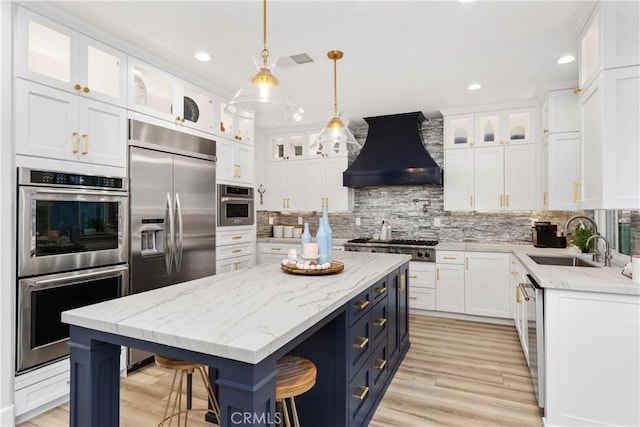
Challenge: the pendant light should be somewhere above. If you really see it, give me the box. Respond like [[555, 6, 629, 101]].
[[224, 0, 303, 126], [310, 50, 361, 156]]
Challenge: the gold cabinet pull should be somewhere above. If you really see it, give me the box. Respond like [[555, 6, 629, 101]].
[[72, 132, 79, 153], [375, 286, 387, 295], [271, 247, 281, 251], [409, 274, 417, 279], [237, 164, 242, 178], [543, 192, 548, 206], [81, 134, 89, 155], [505, 194, 510, 208], [543, 128, 549, 134], [409, 296, 418, 300], [353, 386, 369, 401], [353, 300, 370, 310], [466, 257, 469, 270], [283, 198, 287, 209], [398, 272, 406, 291], [232, 236, 242, 240], [82, 87, 90, 93], [500, 194, 504, 207], [469, 195, 473, 207], [353, 337, 369, 349], [573, 182, 579, 203], [573, 87, 582, 94], [374, 359, 387, 371], [231, 248, 242, 253], [436, 268, 440, 281], [443, 256, 457, 260], [516, 286, 522, 304], [374, 317, 387, 327]]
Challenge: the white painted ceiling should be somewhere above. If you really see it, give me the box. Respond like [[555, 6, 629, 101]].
[[51, 0, 584, 127]]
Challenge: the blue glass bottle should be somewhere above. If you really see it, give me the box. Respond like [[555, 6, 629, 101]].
[[322, 207, 332, 263], [316, 216, 329, 264], [301, 222, 312, 255]]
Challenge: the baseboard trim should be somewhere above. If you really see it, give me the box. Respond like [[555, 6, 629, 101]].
[[410, 309, 515, 326], [0, 403, 15, 427]]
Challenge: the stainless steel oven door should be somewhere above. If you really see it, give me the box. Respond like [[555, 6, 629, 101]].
[[18, 186, 128, 277], [16, 264, 128, 373], [218, 197, 254, 226]]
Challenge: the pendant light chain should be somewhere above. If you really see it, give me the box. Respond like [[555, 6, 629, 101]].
[[333, 55, 339, 118], [261, 0, 269, 67]]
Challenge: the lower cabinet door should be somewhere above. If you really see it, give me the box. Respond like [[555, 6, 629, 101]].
[[348, 314, 372, 380], [348, 363, 372, 427], [371, 298, 388, 347], [409, 287, 435, 310], [371, 341, 389, 394]]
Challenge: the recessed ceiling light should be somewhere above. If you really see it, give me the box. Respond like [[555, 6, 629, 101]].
[[557, 55, 576, 64], [468, 83, 482, 91], [194, 51, 212, 62], [458, 0, 475, 3]]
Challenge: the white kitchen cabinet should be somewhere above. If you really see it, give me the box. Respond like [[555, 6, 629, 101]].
[[218, 98, 254, 143], [257, 242, 299, 265], [578, 1, 640, 91], [15, 7, 127, 107], [444, 149, 474, 211], [217, 137, 254, 185], [408, 261, 436, 311], [464, 252, 510, 318], [269, 132, 306, 161], [475, 108, 536, 146], [545, 289, 640, 427], [305, 157, 352, 212], [15, 79, 126, 169], [543, 132, 581, 210], [510, 255, 528, 364], [542, 89, 580, 134], [579, 66, 640, 209], [435, 252, 465, 314], [268, 160, 307, 212], [474, 145, 536, 211], [216, 227, 255, 274], [444, 113, 475, 148]]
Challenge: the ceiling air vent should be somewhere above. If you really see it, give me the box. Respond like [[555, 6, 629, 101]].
[[276, 53, 314, 68]]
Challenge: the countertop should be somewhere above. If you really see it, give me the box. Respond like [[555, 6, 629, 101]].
[[257, 237, 350, 246], [62, 251, 411, 364], [436, 243, 639, 296]]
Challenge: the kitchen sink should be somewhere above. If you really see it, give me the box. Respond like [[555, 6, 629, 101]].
[[527, 255, 599, 267]]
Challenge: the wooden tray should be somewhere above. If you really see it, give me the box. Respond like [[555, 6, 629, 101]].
[[281, 261, 344, 276]]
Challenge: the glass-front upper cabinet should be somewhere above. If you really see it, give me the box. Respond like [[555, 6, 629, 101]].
[[444, 114, 475, 148], [504, 108, 535, 145], [475, 112, 501, 145], [475, 108, 535, 146], [129, 60, 175, 121], [270, 133, 305, 160], [219, 100, 254, 142], [181, 83, 215, 133], [15, 7, 127, 106]]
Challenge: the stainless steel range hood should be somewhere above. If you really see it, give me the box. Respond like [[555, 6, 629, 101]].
[[343, 112, 442, 187]]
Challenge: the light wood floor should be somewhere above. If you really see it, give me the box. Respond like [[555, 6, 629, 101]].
[[19, 315, 542, 427]]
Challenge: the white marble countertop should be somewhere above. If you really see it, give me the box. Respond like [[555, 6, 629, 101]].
[[257, 237, 349, 246], [62, 252, 410, 364], [436, 243, 639, 296]]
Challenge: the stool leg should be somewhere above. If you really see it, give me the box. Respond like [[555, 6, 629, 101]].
[[160, 370, 179, 427], [196, 366, 221, 421], [281, 398, 291, 427], [289, 397, 300, 427]]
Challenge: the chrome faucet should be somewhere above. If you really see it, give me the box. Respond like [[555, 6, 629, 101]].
[[563, 215, 598, 237], [586, 234, 613, 267]]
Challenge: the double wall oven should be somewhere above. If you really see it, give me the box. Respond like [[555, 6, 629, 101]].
[[16, 168, 129, 373]]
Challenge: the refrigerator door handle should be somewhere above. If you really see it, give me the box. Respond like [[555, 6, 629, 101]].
[[164, 192, 174, 275], [174, 192, 184, 272]]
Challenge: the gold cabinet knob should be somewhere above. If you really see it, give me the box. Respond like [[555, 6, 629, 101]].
[[543, 128, 549, 134], [573, 87, 582, 94], [73, 84, 82, 91], [175, 116, 181, 122], [82, 87, 90, 93]]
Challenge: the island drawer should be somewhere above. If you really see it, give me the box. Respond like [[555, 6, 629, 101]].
[[348, 361, 373, 427], [371, 297, 388, 347], [371, 340, 389, 395], [371, 276, 388, 304], [349, 287, 373, 326], [348, 313, 372, 380]]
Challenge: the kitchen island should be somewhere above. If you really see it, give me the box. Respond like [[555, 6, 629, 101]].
[[62, 251, 411, 427]]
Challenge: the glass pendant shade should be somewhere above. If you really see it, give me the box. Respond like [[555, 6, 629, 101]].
[[224, 0, 303, 126], [310, 50, 361, 156]]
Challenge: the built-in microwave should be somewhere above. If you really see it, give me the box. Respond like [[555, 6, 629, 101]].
[[217, 184, 254, 227]]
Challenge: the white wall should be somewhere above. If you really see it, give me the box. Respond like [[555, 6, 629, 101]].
[[0, 1, 15, 425]]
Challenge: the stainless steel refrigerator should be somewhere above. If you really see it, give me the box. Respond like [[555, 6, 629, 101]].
[[128, 120, 216, 368]]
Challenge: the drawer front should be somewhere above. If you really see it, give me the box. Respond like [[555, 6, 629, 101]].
[[371, 340, 389, 392], [14, 370, 70, 417], [409, 288, 435, 311], [217, 229, 254, 246], [349, 287, 373, 326], [371, 298, 388, 347], [217, 243, 253, 260], [216, 255, 253, 274], [348, 313, 372, 380], [436, 251, 464, 264], [258, 243, 296, 255], [409, 263, 436, 289], [371, 277, 388, 304], [348, 362, 372, 427]]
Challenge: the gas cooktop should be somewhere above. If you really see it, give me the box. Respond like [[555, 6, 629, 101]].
[[346, 238, 439, 247], [344, 238, 438, 261]]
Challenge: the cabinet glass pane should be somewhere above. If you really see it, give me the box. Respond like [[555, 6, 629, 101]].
[[220, 103, 234, 135], [290, 135, 304, 158], [272, 136, 286, 159], [478, 115, 499, 143], [133, 65, 173, 115], [451, 118, 471, 145], [184, 87, 212, 128], [509, 112, 530, 141], [307, 132, 322, 156], [87, 46, 120, 98], [28, 21, 71, 83], [237, 118, 253, 142]]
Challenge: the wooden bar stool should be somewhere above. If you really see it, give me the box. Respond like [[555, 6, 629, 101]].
[[276, 355, 317, 427], [154, 354, 221, 427]]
